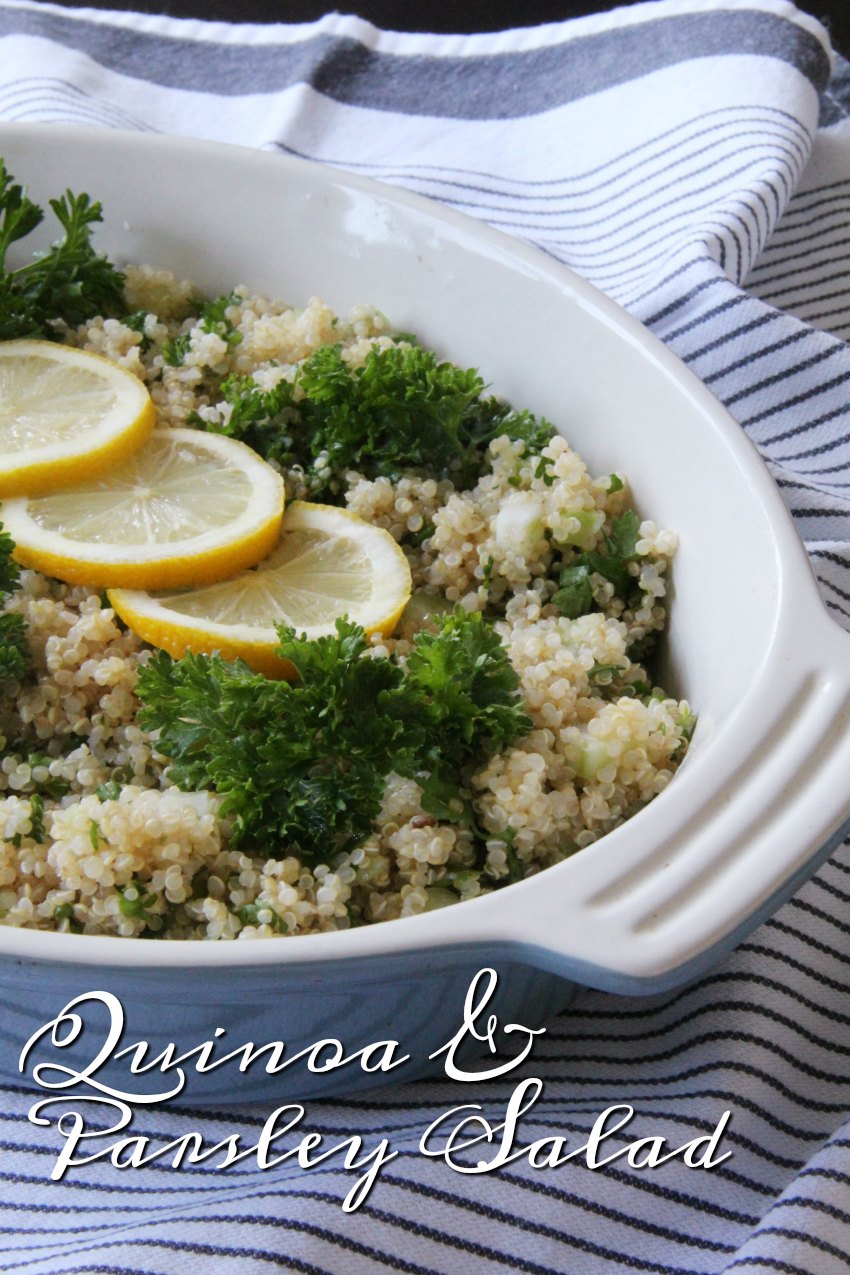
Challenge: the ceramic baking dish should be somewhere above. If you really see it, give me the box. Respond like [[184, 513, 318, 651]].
[[1, 124, 848, 1103]]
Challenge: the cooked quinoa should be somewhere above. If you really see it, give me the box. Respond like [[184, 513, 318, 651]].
[[0, 264, 693, 940]]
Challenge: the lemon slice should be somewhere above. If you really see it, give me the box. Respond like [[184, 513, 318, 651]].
[[108, 501, 413, 677], [1, 428, 284, 589], [0, 339, 155, 497]]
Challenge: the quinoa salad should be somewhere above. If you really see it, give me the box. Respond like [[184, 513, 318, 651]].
[[0, 171, 693, 941]]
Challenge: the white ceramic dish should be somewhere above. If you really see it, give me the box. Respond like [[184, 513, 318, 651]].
[[1, 123, 849, 1103]]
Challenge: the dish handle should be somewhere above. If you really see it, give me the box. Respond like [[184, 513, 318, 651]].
[[496, 613, 850, 994]]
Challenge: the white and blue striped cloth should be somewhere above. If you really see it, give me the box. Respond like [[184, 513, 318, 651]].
[[1, 0, 849, 1270]]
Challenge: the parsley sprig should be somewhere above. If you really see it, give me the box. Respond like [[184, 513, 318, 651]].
[[194, 342, 554, 495], [0, 160, 125, 340], [137, 610, 530, 862]]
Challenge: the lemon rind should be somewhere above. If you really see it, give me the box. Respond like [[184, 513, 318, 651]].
[[108, 500, 412, 677], [0, 341, 156, 497], [1, 429, 285, 589]]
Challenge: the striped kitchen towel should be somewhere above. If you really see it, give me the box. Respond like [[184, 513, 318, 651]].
[[0, 0, 849, 1271]]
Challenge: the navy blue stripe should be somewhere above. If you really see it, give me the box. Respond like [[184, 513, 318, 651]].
[[277, 102, 810, 184], [773, 180, 850, 217], [740, 369, 850, 430], [811, 548, 850, 567], [535, 1029, 850, 1081], [755, 265, 850, 306], [775, 435, 850, 463], [738, 941, 850, 997], [700, 327, 812, 385], [0, 78, 151, 130], [743, 1226, 850, 1266], [723, 343, 845, 408], [763, 402, 850, 453], [772, 1196, 850, 1227], [644, 275, 730, 326], [723, 1258, 821, 1275], [533, 150, 798, 257], [567, 967, 850, 1027], [321, 123, 807, 214], [0, 1224, 616, 1275], [752, 261, 850, 305], [804, 873, 850, 904], [789, 895, 850, 931], [765, 915, 850, 964], [7, 1238, 337, 1275], [613, 255, 717, 313], [495, 137, 803, 239], [784, 506, 850, 519], [794, 302, 850, 328], [550, 999, 850, 1049], [663, 292, 750, 344], [0, 1179, 740, 1258], [283, 110, 809, 193], [750, 225, 850, 272]]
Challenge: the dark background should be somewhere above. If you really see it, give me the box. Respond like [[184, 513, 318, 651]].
[[39, 0, 850, 53]]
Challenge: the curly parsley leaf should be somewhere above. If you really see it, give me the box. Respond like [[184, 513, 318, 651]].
[[0, 525, 20, 597], [459, 401, 555, 460], [137, 610, 531, 861], [0, 161, 125, 340], [121, 309, 152, 354], [194, 342, 554, 494], [401, 609, 531, 772], [191, 373, 299, 468], [294, 343, 483, 490], [0, 614, 29, 685], [137, 624, 407, 859], [0, 524, 27, 685]]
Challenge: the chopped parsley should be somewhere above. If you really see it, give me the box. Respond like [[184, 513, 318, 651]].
[[19, 753, 70, 800], [29, 794, 46, 843], [197, 291, 243, 347], [404, 519, 436, 548], [237, 902, 287, 932], [162, 292, 243, 367], [54, 903, 82, 932], [162, 331, 190, 367], [116, 879, 158, 922], [95, 780, 122, 803], [552, 510, 642, 619], [588, 661, 624, 685], [121, 309, 152, 353]]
